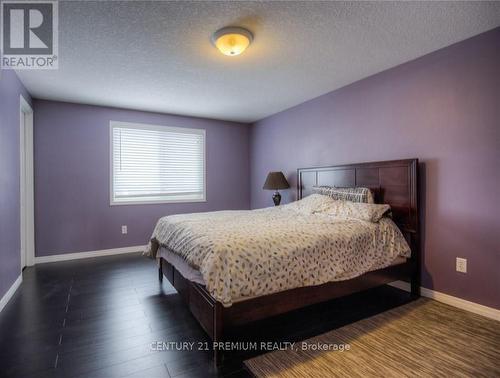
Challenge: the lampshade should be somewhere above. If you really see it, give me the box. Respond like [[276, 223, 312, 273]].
[[263, 172, 290, 190]]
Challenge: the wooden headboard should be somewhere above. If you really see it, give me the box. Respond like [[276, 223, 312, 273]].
[[297, 159, 418, 235]]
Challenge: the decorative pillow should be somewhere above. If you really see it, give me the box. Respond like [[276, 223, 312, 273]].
[[319, 201, 391, 223], [312, 186, 375, 204]]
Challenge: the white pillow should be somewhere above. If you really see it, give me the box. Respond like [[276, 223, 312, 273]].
[[283, 194, 336, 215], [318, 200, 391, 223]]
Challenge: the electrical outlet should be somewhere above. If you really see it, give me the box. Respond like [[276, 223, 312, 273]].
[[121, 225, 127, 235], [456, 257, 467, 273]]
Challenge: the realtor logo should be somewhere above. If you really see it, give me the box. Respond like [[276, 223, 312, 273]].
[[1, 0, 58, 69]]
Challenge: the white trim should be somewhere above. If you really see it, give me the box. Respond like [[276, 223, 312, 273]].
[[109, 120, 207, 206], [389, 281, 500, 321], [110, 121, 207, 135], [0, 275, 22, 314], [19, 94, 35, 268], [20, 109, 26, 269], [35, 245, 146, 264], [110, 198, 207, 206]]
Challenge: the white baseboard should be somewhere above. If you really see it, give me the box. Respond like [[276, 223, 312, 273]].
[[389, 280, 500, 321], [35, 245, 146, 264], [0, 274, 22, 314]]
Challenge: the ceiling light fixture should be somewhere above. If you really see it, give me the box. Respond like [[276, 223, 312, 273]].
[[211, 27, 253, 56]]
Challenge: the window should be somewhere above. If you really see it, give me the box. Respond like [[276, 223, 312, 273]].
[[110, 121, 205, 205]]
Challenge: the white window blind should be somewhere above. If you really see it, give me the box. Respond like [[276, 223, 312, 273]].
[[110, 121, 205, 205]]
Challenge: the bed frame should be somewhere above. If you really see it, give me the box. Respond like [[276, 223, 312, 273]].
[[158, 159, 420, 365]]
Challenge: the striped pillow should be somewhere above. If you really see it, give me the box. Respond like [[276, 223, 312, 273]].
[[312, 186, 375, 204]]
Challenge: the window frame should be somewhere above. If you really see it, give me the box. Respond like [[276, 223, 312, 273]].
[[109, 121, 206, 206]]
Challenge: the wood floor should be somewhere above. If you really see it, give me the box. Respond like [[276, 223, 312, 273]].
[[0, 253, 414, 378]]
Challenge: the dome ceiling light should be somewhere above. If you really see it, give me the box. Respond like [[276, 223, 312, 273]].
[[211, 26, 253, 56]]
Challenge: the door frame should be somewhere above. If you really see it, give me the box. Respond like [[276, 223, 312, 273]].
[[20, 95, 35, 268]]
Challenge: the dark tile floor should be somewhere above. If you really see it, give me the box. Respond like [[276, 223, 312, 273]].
[[0, 253, 413, 378]]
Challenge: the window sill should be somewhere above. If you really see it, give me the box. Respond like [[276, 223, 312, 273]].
[[110, 198, 206, 206]]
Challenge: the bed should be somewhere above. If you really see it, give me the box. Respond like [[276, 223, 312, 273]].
[[148, 159, 420, 365]]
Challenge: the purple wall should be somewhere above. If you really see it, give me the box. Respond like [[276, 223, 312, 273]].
[[0, 71, 32, 299], [250, 28, 500, 309], [34, 100, 250, 256]]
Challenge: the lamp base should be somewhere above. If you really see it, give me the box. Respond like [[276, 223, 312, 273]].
[[272, 191, 281, 206]]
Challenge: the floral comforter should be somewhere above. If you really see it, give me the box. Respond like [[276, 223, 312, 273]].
[[145, 195, 411, 307]]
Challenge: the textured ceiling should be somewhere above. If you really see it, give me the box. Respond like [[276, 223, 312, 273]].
[[16, 1, 500, 123]]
